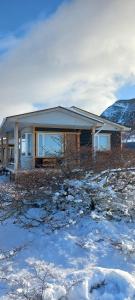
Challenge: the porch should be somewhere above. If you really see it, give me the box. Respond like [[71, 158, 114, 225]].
[[0, 126, 97, 173], [0, 106, 118, 173]]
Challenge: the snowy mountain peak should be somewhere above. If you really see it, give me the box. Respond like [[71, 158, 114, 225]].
[[101, 99, 135, 128]]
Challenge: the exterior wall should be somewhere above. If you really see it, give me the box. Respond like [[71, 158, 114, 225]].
[[94, 131, 121, 165], [80, 130, 121, 164], [111, 131, 121, 149], [18, 126, 122, 170], [80, 130, 92, 165], [64, 131, 80, 166], [79, 129, 122, 170], [80, 130, 121, 149], [80, 130, 92, 146]]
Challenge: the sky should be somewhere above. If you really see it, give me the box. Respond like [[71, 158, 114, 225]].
[[0, 0, 135, 120]]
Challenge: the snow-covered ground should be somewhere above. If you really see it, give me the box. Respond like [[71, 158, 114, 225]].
[[0, 170, 135, 299]]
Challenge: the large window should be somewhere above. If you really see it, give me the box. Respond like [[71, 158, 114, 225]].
[[21, 133, 32, 156], [94, 134, 111, 151], [38, 133, 64, 157]]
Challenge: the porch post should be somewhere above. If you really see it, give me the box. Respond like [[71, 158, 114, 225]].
[[5, 134, 8, 167], [32, 127, 35, 168], [1, 137, 4, 166], [92, 127, 96, 161], [76, 132, 80, 166], [14, 122, 19, 171], [121, 131, 123, 150]]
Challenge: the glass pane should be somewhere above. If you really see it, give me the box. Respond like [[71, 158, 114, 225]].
[[39, 134, 44, 157], [99, 135, 110, 150], [45, 134, 63, 157], [27, 134, 32, 156], [21, 134, 26, 155]]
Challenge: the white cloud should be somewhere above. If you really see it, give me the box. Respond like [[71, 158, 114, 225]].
[[0, 35, 19, 52], [0, 0, 135, 120]]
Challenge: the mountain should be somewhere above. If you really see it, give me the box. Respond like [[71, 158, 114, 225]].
[[101, 98, 135, 128]]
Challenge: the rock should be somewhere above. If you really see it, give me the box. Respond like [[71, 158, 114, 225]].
[[79, 210, 84, 215], [90, 199, 95, 211], [66, 195, 74, 201]]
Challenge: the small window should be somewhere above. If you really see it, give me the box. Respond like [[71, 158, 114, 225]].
[[94, 134, 111, 151], [21, 134, 26, 156], [21, 133, 32, 156]]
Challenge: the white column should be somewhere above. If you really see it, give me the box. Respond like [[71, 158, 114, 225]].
[[92, 127, 96, 161], [32, 127, 35, 168], [121, 131, 123, 150], [1, 137, 4, 166], [5, 134, 8, 167], [14, 122, 19, 171], [76, 132, 80, 166]]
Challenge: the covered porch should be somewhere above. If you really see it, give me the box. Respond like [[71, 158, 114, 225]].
[[0, 107, 102, 172], [0, 126, 98, 172]]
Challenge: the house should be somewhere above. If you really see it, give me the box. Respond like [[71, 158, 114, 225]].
[[0, 106, 130, 173]]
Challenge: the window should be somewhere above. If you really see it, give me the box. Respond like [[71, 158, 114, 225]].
[[38, 133, 63, 157], [21, 133, 32, 156], [94, 134, 111, 151]]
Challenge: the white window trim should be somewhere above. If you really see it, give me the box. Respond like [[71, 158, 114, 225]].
[[21, 133, 32, 157], [37, 132, 64, 158], [94, 133, 111, 151]]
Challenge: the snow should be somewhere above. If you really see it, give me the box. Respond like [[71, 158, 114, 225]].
[[68, 268, 135, 300], [0, 175, 9, 183], [0, 171, 135, 299], [0, 216, 135, 299], [101, 99, 135, 126]]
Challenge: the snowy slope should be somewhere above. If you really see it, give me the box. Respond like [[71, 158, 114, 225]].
[[101, 98, 135, 128], [0, 171, 135, 299]]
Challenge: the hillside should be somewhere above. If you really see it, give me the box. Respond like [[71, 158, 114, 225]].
[[0, 169, 135, 299], [101, 98, 135, 128]]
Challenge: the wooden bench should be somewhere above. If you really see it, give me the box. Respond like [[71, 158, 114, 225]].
[[42, 158, 57, 168]]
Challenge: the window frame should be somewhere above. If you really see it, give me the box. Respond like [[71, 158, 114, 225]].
[[37, 132, 64, 158], [94, 133, 111, 152], [21, 133, 32, 157]]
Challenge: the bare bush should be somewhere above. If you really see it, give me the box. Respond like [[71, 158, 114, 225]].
[[13, 145, 135, 190], [93, 146, 135, 172], [14, 169, 63, 190], [0, 259, 66, 300]]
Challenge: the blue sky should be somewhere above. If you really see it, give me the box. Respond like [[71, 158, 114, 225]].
[[0, 0, 65, 56], [0, 0, 65, 35], [0, 0, 135, 119], [116, 83, 135, 100]]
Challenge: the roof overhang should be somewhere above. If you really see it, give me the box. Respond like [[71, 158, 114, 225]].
[[0, 106, 103, 136], [0, 105, 130, 137], [70, 106, 130, 132]]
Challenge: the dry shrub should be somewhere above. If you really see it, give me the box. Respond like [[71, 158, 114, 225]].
[[14, 145, 135, 189], [57, 145, 135, 173], [14, 167, 83, 191], [14, 169, 63, 190], [92, 146, 135, 172]]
